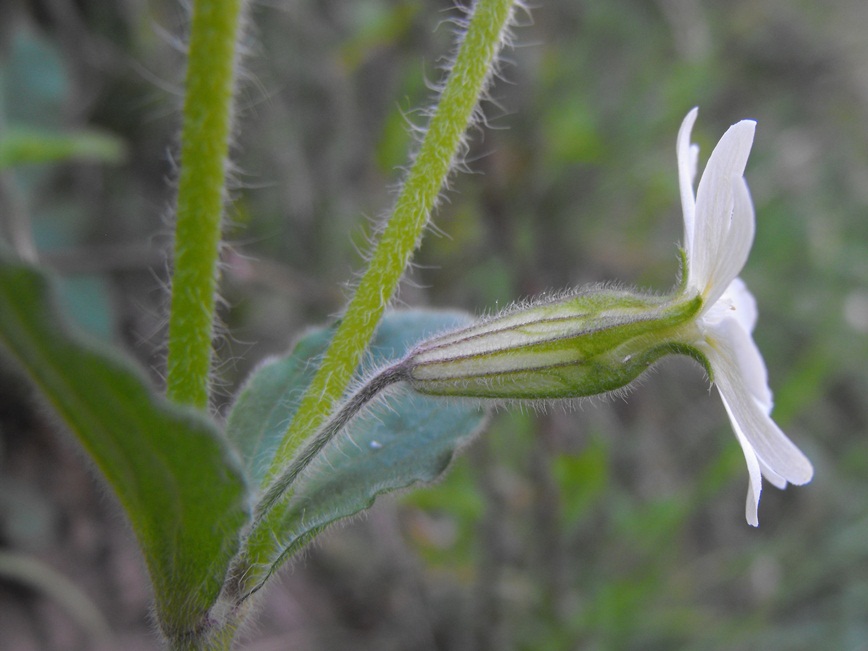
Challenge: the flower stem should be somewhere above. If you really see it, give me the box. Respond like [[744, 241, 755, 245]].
[[263, 0, 518, 484], [256, 363, 409, 522], [166, 0, 245, 408]]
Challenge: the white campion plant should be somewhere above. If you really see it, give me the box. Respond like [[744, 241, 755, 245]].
[[266, 108, 814, 527]]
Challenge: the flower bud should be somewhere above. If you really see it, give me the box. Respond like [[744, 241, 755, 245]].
[[405, 288, 703, 400]]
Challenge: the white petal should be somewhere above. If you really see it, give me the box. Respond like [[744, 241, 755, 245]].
[[706, 178, 756, 307], [719, 277, 758, 334], [691, 120, 757, 299], [701, 277, 758, 333], [677, 108, 699, 254], [702, 300, 771, 408], [759, 459, 789, 490], [703, 321, 813, 486], [721, 393, 763, 526]]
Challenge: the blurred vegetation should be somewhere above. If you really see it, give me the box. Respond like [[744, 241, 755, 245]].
[[0, 0, 866, 649]]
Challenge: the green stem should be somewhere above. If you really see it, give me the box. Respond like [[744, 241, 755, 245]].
[[166, 0, 245, 409], [263, 0, 517, 483], [229, 0, 518, 606]]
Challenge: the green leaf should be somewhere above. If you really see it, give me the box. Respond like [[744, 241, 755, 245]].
[[0, 255, 249, 638], [227, 310, 488, 581]]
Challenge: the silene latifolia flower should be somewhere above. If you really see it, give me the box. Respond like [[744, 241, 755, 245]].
[[400, 108, 813, 525]]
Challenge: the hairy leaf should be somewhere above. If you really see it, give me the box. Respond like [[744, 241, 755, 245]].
[[227, 310, 487, 579], [0, 256, 249, 637]]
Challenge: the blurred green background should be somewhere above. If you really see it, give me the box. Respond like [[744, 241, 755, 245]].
[[1, 0, 866, 649]]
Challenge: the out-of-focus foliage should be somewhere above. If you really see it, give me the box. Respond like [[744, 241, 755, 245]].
[[0, 127, 124, 170], [0, 0, 866, 649]]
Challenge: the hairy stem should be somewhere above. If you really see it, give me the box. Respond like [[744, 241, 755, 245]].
[[264, 0, 518, 483], [166, 0, 245, 408]]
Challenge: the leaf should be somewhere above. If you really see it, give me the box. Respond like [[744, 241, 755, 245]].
[[54, 275, 115, 340], [281, 384, 485, 552], [1, 26, 68, 128], [226, 322, 336, 489], [227, 310, 488, 578], [0, 255, 249, 637]]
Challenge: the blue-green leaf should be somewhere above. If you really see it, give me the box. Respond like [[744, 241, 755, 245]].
[[227, 310, 488, 580], [1, 26, 68, 128], [0, 255, 249, 638], [226, 322, 335, 489]]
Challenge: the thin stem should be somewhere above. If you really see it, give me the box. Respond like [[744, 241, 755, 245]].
[[256, 363, 408, 523], [233, 363, 408, 601], [264, 0, 517, 483], [166, 0, 245, 408]]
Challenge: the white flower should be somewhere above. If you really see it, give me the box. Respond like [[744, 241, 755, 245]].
[[402, 107, 812, 525], [677, 108, 813, 525]]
